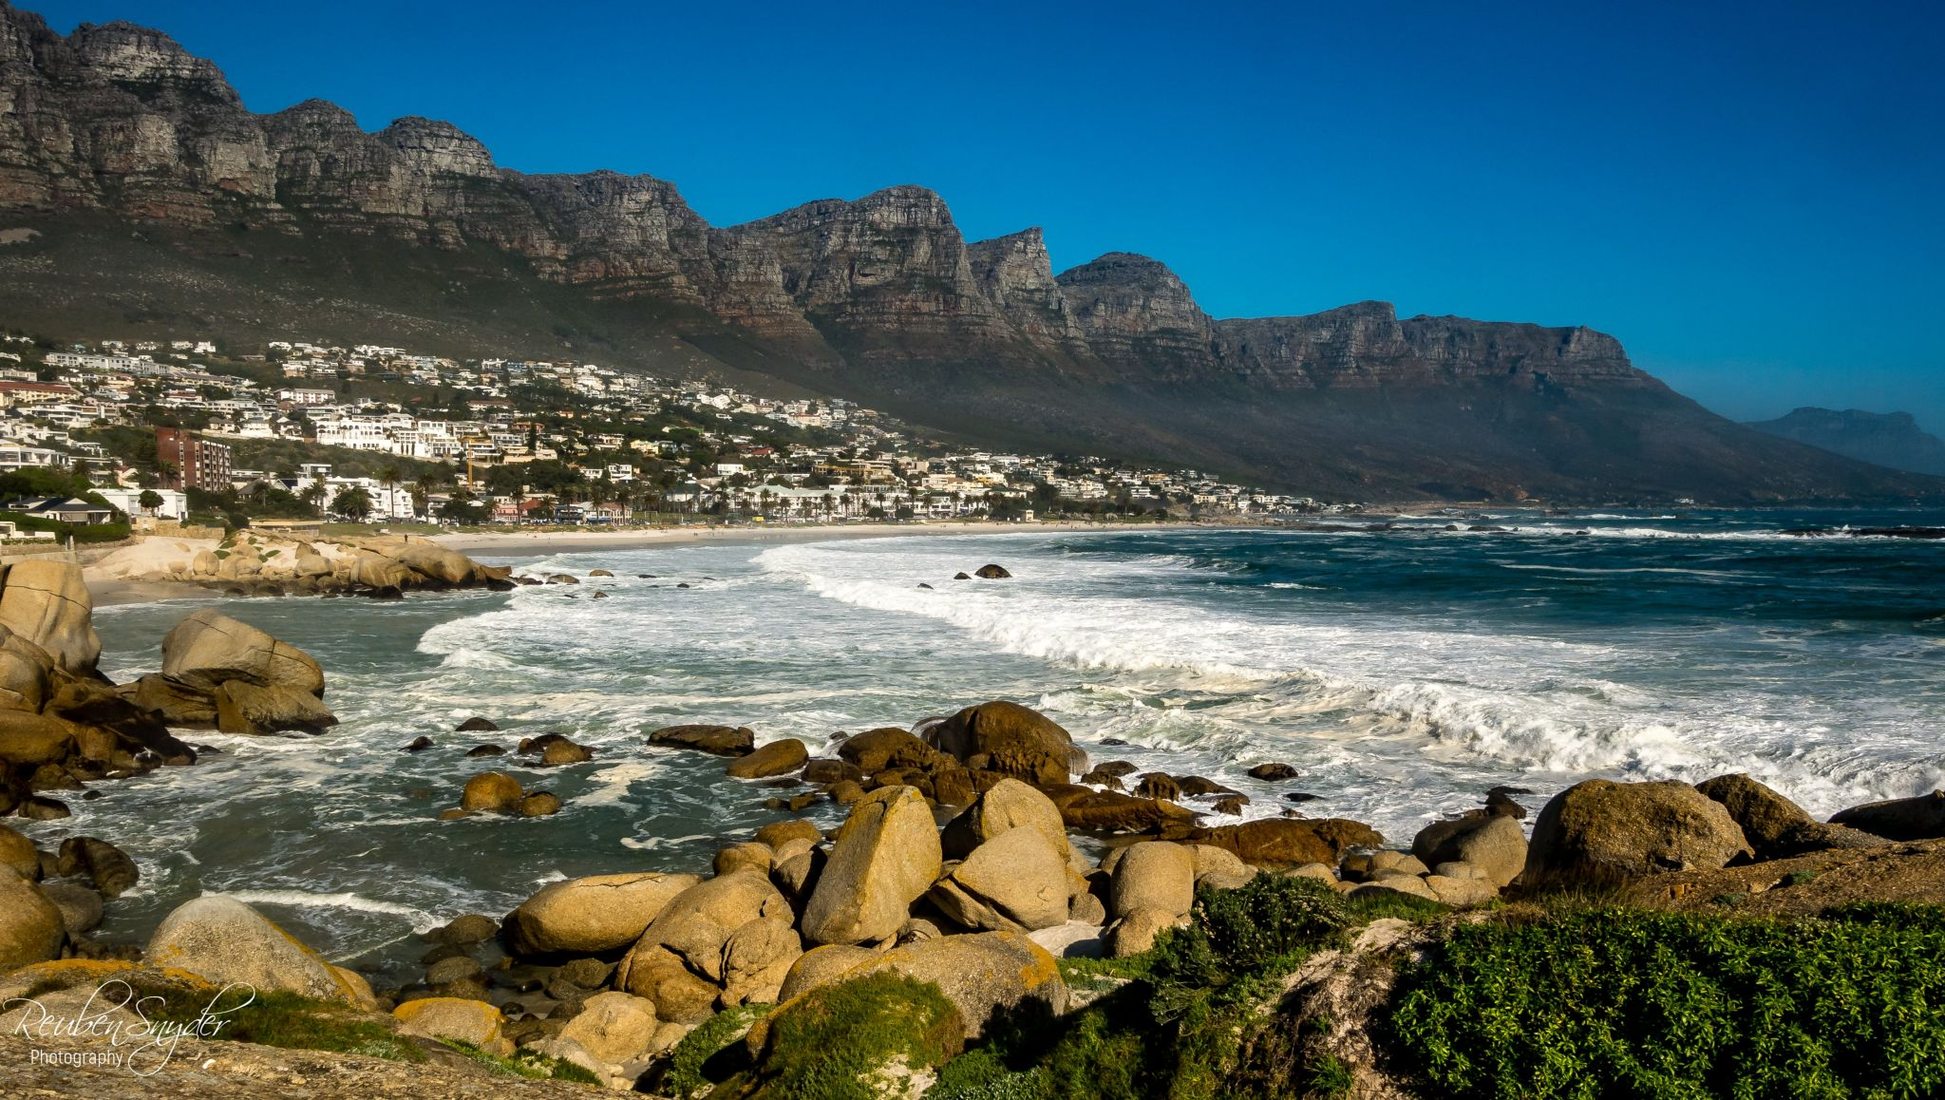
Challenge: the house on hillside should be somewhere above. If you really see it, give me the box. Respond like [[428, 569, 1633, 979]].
[[3, 496, 116, 524]]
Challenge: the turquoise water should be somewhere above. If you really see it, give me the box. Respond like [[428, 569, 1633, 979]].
[[19, 510, 1943, 986]]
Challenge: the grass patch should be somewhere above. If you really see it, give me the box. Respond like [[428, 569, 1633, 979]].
[[1386, 904, 1945, 1099], [439, 1038, 600, 1084]]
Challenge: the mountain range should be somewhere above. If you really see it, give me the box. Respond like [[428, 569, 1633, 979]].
[[1747, 408, 1945, 478], [0, 2, 1937, 502]]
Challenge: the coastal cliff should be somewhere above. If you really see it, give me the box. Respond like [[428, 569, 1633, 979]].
[[0, 0, 1938, 502]]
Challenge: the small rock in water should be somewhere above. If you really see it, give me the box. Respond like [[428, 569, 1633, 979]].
[[456, 717, 499, 732], [519, 792, 563, 817], [917, 583, 934, 590], [466, 744, 506, 758], [591, 591, 608, 600], [1100, 737, 1129, 747], [1247, 762, 1298, 781], [20, 796, 69, 820], [1284, 791, 1322, 803], [953, 572, 972, 581], [676, 582, 691, 589], [1486, 789, 1528, 819], [1210, 796, 1247, 815], [402, 736, 434, 753], [974, 564, 1012, 579]]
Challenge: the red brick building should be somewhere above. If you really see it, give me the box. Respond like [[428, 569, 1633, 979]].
[[155, 427, 233, 492]]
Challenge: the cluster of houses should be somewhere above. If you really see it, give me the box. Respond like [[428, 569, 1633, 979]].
[[0, 334, 1353, 527]]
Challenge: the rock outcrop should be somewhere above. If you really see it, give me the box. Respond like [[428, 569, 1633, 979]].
[[1524, 779, 1753, 888]]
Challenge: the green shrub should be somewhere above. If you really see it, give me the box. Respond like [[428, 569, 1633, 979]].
[[719, 972, 963, 1099], [661, 1003, 769, 1098], [1386, 906, 1945, 1099], [1198, 875, 1351, 971], [439, 1039, 598, 1083]]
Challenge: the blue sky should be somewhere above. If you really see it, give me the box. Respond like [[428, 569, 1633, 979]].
[[29, 0, 1945, 428]]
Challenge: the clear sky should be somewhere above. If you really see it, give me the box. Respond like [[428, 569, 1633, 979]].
[[26, 0, 1945, 429]]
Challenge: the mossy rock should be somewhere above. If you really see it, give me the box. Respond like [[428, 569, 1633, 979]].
[[718, 972, 964, 1098]]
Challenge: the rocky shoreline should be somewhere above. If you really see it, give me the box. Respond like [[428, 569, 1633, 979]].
[[86, 532, 514, 599], [4, 566, 1945, 1096]]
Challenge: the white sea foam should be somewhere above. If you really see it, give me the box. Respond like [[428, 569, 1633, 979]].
[[219, 889, 442, 932]]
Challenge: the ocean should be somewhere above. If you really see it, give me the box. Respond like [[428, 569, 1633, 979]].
[[42, 509, 1945, 987]]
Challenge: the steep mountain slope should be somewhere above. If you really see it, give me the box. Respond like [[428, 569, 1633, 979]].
[[0, 2, 1936, 502], [1746, 408, 1945, 477]]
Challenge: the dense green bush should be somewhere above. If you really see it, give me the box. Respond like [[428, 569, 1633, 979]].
[[1199, 874, 1351, 971], [1387, 905, 1945, 1099], [660, 1003, 769, 1098]]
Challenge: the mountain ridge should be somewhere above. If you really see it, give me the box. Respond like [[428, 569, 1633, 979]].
[[1747, 408, 1945, 478], [0, 1, 1937, 502]]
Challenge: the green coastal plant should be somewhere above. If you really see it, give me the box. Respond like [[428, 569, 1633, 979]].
[[1385, 905, 1945, 1099], [717, 972, 963, 1099], [662, 1002, 770, 1097]]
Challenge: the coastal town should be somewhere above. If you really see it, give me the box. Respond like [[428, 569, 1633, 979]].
[[0, 332, 1347, 535]]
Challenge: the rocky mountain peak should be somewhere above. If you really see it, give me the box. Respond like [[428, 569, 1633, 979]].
[[378, 116, 496, 177], [67, 19, 240, 107]]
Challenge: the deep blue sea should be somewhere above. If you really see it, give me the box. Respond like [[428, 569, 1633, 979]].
[[25, 508, 1943, 985]]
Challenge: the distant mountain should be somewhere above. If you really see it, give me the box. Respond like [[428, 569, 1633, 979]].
[[0, 2, 1938, 503], [1746, 408, 1945, 477]]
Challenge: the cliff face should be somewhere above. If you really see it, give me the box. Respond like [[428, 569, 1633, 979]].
[[0, 0, 1933, 502]]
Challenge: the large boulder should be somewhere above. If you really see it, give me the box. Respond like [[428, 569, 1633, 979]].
[[0, 867, 65, 970], [648, 724, 754, 757], [1187, 818, 1385, 867], [1524, 779, 1753, 888], [923, 701, 1082, 787], [121, 673, 219, 727], [0, 626, 53, 711], [146, 895, 365, 1004], [1411, 813, 1528, 887], [554, 990, 662, 1065], [940, 778, 1068, 861], [1830, 790, 1945, 842], [619, 869, 790, 986], [775, 943, 879, 1002], [160, 609, 325, 697], [507, 871, 703, 955], [1110, 842, 1196, 919], [0, 824, 37, 879], [720, 916, 803, 1006], [56, 837, 139, 898], [847, 931, 1068, 1040], [359, 537, 482, 586], [0, 710, 77, 768], [930, 826, 1071, 932], [461, 771, 524, 813], [213, 680, 337, 736], [0, 561, 99, 673], [726, 738, 808, 779], [1698, 773, 1886, 857], [1045, 786, 1199, 833], [800, 786, 943, 945]]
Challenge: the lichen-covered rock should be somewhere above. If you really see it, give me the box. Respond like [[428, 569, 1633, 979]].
[[1524, 779, 1752, 888], [1110, 841, 1195, 920], [845, 931, 1067, 1040], [146, 895, 364, 1004], [554, 990, 661, 1065], [939, 777, 1068, 861], [393, 996, 511, 1056], [800, 786, 942, 945], [460, 771, 523, 813]]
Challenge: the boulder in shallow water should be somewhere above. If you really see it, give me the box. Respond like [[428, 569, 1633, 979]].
[[121, 673, 217, 727], [147, 895, 365, 1004], [456, 716, 499, 732], [461, 771, 524, 813], [648, 724, 755, 757], [160, 609, 324, 697], [518, 791, 563, 817], [40, 881, 103, 936], [973, 564, 1012, 579], [214, 680, 337, 736], [1524, 779, 1752, 888], [56, 836, 138, 898], [925, 701, 1083, 787], [837, 727, 944, 774], [727, 738, 808, 779]]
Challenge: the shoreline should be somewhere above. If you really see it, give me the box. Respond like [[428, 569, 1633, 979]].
[[423, 518, 1194, 558]]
